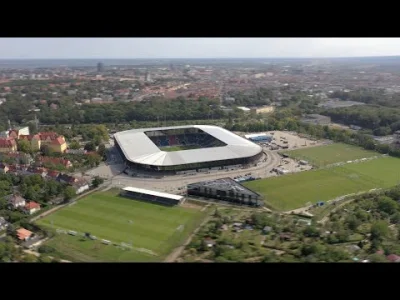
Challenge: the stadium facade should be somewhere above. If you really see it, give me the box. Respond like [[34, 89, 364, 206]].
[[113, 125, 263, 173]]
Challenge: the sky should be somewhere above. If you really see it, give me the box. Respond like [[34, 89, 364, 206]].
[[0, 38, 400, 59]]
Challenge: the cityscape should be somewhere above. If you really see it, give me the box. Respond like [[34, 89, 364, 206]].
[[1, 38, 400, 263]]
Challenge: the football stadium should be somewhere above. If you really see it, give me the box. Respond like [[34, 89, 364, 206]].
[[113, 125, 263, 173]]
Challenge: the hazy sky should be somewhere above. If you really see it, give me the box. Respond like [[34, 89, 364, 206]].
[[0, 38, 400, 59]]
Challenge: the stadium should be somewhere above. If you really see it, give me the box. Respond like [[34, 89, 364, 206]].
[[113, 125, 263, 173]]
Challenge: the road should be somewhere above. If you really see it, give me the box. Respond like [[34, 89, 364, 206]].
[[92, 149, 282, 194]]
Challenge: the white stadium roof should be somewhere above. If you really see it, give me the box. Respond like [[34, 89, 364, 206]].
[[122, 186, 183, 201], [114, 125, 262, 167]]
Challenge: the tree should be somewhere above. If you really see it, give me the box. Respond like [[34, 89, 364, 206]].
[[97, 143, 106, 157], [41, 145, 53, 156], [368, 253, 388, 263], [17, 139, 32, 153], [63, 186, 76, 202], [377, 196, 399, 215], [84, 142, 96, 152], [69, 140, 80, 150], [303, 226, 320, 237], [38, 255, 53, 263], [91, 176, 104, 188], [22, 254, 38, 262], [370, 221, 390, 242]]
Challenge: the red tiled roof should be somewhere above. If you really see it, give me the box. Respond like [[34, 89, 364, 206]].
[[25, 201, 40, 210], [0, 138, 16, 148], [51, 136, 66, 145], [47, 170, 60, 178], [16, 228, 32, 240]]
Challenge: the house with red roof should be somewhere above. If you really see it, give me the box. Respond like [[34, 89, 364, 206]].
[[16, 228, 33, 241], [0, 137, 17, 153], [38, 156, 72, 168], [23, 201, 41, 215]]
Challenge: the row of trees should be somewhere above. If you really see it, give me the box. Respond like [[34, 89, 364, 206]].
[[321, 105, 400, 136]]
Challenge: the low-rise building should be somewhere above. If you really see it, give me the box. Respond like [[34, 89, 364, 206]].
[[0, 138, 17, 153], [24, 201, 41, 215], [16, 228, 33, 241], [5, 194, 26, 209]]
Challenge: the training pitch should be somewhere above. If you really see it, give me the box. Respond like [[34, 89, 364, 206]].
[[244, 156, 400, 211], [36, 190, 206, 262], [281, 143, 378, 166]]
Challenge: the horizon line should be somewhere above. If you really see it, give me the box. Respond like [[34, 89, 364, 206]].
[[0, 55, 400, 60]]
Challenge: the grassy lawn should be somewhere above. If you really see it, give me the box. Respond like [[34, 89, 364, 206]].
[[281, 143, 378, 166], [244, 156, 400, 211], [36, 190, 207, 262], [161, 145, 201, 152]]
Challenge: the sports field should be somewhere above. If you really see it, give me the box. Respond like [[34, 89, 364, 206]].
[[281, 143, 378, 166], [161, 145, 200, 152], [244, 156, 400, 211], [36, 190, 206, 262]]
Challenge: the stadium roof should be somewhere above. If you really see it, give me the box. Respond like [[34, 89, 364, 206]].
[[114, 125, 262, 167], [122, 186, 184, 201]]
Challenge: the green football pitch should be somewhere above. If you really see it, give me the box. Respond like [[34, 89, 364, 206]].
[[36, 190, 206, 262], [161, 145, 201, 152], [281, 143, 378, 166], [244, 156, 400, 211]]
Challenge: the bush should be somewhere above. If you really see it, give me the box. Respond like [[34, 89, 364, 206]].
[[38, 245, 55, 254]]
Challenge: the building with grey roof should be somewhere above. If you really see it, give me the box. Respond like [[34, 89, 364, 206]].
[[114, 125, 263, 172], [187, 177, 263, 207]]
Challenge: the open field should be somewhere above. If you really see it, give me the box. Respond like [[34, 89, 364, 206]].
[[36, 190, 206, 262], [281, 143, 378, 167], [161, 145, 201, 152], [244, 156, 400, 211]]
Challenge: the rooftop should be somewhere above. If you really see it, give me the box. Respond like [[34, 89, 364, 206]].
[[187, 177, 261, 198], [114, 125, 262, 167], [122, 186, 183, 201]]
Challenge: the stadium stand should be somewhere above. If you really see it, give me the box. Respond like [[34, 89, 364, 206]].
[[120, 186, 184, 206]]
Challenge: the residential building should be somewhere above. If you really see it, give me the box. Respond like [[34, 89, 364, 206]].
[[46, 170, 60, 180], [20, 132, 67, 153], [57, 173, 78, 185], [0, 138, 17, 153], [252, 106, 275, 114], [24, 201, 41, 215], [73, 179, 90, 194], [0, 217, 9, 230], [5, 194, 26, 209], [16, 228, 33, 241], [236, 106, 251, 113], [38, 156, 72, 168]]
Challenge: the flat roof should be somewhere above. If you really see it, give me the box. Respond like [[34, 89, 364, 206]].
[[114, 125, 262, 167], [122, 186, 183, 201], [244, 133, 269, 139], [187, 177, 261, 198]]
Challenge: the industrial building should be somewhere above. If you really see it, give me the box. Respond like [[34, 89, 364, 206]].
[[187, 177, 263, 207], [244, 133, 273, 143]]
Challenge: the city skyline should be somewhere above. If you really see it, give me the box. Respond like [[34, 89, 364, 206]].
[[0, 38, 400, 59]]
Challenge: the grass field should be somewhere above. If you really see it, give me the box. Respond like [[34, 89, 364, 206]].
[[36, 190, 206, 262], [161, 145, 200, 152], [244, 156, 400, 211], [281, 143, 378, 166]]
